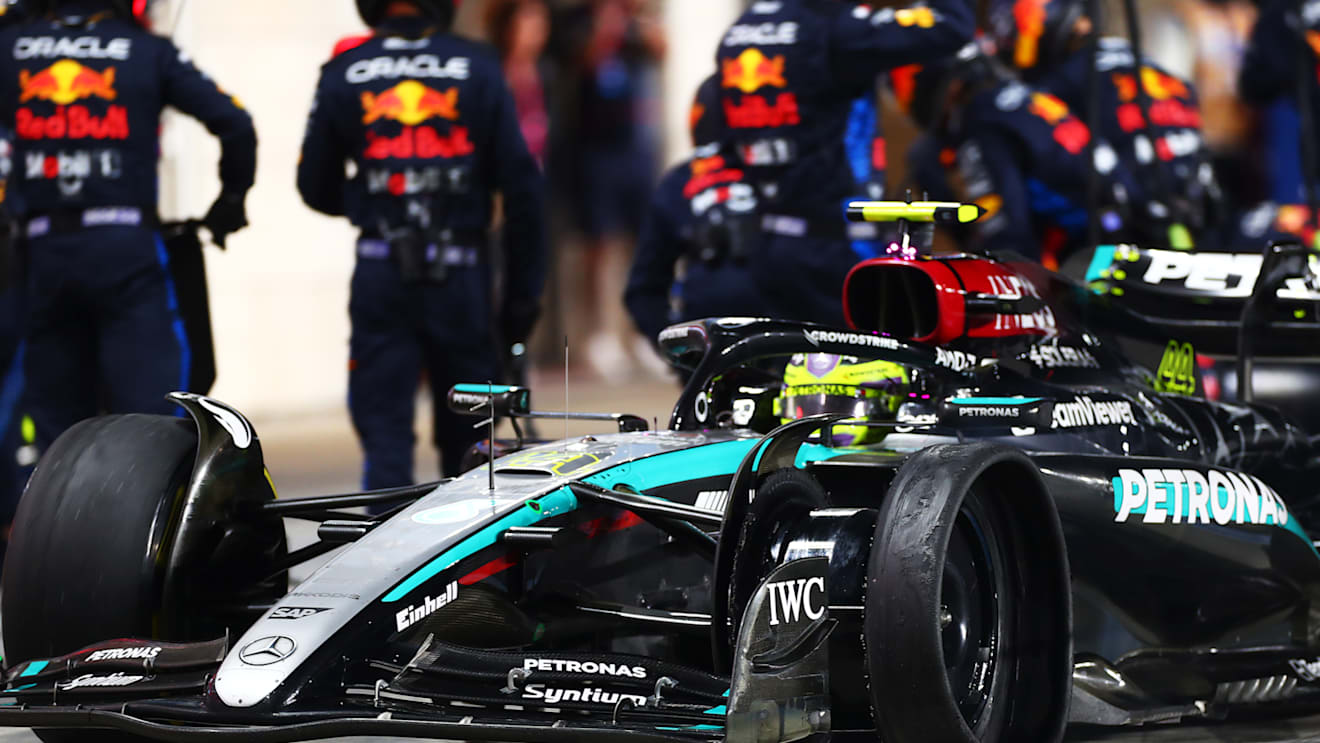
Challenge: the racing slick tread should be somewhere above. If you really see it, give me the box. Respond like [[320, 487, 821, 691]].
[[2, 415, 196, 666]]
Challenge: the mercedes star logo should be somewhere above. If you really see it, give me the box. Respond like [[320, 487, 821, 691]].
[[238, 636, 296, 666]]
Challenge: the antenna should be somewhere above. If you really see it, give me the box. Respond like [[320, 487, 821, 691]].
[[564, 336, 569, 448], [897, 188, 913, 252], [487, 380, 496, 497]]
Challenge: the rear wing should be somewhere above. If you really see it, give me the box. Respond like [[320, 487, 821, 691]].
[[1084, 244, 1320, 358], [1087, 242, 1320, 403]]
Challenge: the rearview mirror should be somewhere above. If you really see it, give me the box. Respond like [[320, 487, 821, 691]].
[[448, 384, 531, 418]]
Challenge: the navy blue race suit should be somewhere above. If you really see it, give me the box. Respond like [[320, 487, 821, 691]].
[[1034, 38, 1217, 241], [715, 0, 973, 325], [298, 17, 547, 486], [0, 3, 255, 449], [1241, 0, 1320, 222], [907, 80, 1144, 264], [1241, 0, 1320, 129], [625, 145, 770, 345]]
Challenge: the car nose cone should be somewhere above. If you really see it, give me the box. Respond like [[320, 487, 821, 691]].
[[238, 636, 296, 666]]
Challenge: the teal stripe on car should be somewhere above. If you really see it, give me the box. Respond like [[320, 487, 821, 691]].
[[1, 684, 35, 693], [452, 384, 518, 394], [382, 488, 577, 603], [18, 661, 46, 678], [949, 397, 1043, 405], [383, 438, 848, 603], [1085, 245, 1119, 284]]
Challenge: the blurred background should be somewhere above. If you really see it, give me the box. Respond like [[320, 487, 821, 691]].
[[0, 1, 1301, 738], [157, 0, 734, 413], [147, 0, 741, 489], [144, 0, 1277, 487]]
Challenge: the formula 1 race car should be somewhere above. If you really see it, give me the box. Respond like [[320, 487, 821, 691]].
[[4, 202, 1320, 743]]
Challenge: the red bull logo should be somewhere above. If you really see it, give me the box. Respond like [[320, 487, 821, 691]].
[[1113, 68, 1190, 103], [363, 126, 473, 161], [1115, 74, 1201, 134], [1028, 92, 1070, 124], [15, 60, 127, 141], [361, 80, 459, 126], [894, 7, 936, 28], [1052, 118, 1090, 155], [723, 93, 800, 129], [1148, 100, 1200, 129], [20, 59, 116, 105], [722, 49, 787, 94], [1013, 0, 1047, 69]]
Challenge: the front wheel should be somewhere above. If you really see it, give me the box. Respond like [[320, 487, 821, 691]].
[[866, 443, 1071, 743], [3, 415, 199, 662], [3, 415, 201, 743]]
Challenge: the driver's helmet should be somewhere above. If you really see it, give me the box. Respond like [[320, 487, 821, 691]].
[[775, 354, 910, 446]]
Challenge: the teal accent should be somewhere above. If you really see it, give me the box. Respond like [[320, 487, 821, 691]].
[[2, 684, 35, 693], [18, 661, 46, 678], [582, 439, 756, 491], [453, 384, 518, 394], [1111, 475, 1317, 551], [1085, 246, 1119, 284], [384, 439, 852, 603], [659, 696, 728, 732], [383, 489, 577, 603], [582, 440, 842, 493], [950, 397, 1043, 406]]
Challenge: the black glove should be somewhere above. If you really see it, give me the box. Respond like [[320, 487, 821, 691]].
[[500, 301, 541, 347], [203, 191, 249, 249]]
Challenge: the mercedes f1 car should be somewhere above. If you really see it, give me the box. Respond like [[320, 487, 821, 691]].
[[4, 202, 1320, 743]]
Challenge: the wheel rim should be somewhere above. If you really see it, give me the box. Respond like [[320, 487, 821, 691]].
[[939, 490, 1010, 730]]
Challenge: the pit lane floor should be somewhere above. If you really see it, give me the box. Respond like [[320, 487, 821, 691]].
[[4, 373, 1320, 741]]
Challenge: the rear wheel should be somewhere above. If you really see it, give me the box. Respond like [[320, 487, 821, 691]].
[[866, 444, 1070, 743]]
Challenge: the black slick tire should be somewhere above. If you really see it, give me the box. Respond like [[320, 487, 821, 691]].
[[865, 443, 1071, 743], [2, 415, 196, 743]]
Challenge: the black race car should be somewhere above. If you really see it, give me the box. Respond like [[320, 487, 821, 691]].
[[2, 202, 1320, 743]]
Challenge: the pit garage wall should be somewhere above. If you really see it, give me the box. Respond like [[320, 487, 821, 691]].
[[156, 0, 740, 418]]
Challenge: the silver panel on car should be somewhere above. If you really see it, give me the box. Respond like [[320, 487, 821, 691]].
[[213, 431, 740, 708]]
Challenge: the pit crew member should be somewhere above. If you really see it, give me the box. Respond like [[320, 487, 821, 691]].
[[624, 75, 770, 348], [298, 0, 547, 486], [989, 0, 1219, 247], [0, 0, 255, 450], [716, 0, 973, 325]]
